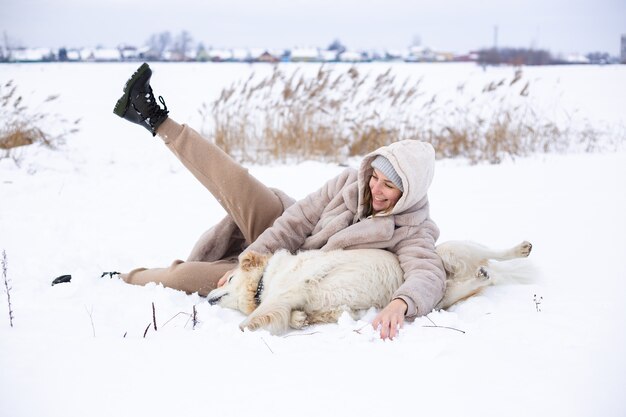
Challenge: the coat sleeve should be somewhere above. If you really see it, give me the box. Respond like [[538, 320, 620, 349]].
[[244, 169, 354, 255], [391, 219, 446, 319]]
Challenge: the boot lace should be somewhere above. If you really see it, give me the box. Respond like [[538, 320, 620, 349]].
[[133, 86, 168, 126]]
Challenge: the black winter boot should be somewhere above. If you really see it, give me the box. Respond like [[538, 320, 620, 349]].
[[113, 63, 169, 136]]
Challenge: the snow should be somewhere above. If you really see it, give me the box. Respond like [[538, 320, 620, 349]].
[[1, 62, 625, 417]]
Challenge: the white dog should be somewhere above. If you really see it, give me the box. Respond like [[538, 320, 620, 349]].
[[207, 240, 534, 334]]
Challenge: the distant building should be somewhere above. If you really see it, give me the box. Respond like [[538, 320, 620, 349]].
[[384, 49, 407, 61], [231, 48, 250, 62], [405, 45, 439, 62], [10, 48, 55, 62], [319, 49, 339, 62], [119, 45, 142, 61], [80, 47, 121, 62], [622, 34, 626, 63], [208, 49, 234, 62], [290, 47, 320, 62], [255, 51, 281, 63], [66, 49, 81, 61], [338, 50, 366, 62]]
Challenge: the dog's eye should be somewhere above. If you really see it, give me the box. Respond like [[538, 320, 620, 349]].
[[227, 275, 234, 283]]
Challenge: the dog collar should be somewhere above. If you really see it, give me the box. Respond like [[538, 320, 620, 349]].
[[254, 275, 265, 306]]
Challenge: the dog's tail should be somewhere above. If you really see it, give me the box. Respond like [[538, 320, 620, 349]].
[[488, 259, 539, 285]]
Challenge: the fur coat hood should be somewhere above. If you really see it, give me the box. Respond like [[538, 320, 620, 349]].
[[356, 140, 436, 220]]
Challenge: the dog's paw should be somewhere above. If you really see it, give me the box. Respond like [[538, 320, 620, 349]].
[[241, 318, 263, 332], [518, 241, 533, 257], [238, 319, 250, 332], [238, 317, 258, 332], [476, 267, 490, 280], [289, 310, 308, 329]]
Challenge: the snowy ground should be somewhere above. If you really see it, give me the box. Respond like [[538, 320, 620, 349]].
[[1, 62, 625, 417]]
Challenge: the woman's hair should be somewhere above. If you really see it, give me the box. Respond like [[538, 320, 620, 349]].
[[362, 179, 374, 218], [361, 169, 403, 217]]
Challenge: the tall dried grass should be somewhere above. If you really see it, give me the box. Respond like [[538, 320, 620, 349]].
[[1, 80, 80, 164], [200, 66, 608, 164]]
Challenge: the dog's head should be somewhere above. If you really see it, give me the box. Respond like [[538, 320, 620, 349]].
[[206, 251, 269, 315]]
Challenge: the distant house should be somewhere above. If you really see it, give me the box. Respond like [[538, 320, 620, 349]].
[[564, 53, 590, 64], [453, 52, 479, 62], [58, 48, 81, 61], [405, 45, 437, 62], [338, 50, 367, 62], [95, 48, 122, 61], [268, 49, 289, 61], [290, 47, 320, 62], [80, 47, 121, 62], [208, 48, 234, 62], [384, 49, 406, 61], [319, 49, 339, 62], [231, 48, 250, 62], [10, 48, 55, 62], [119, 45, 141, 61], [163, 49, 195, 62], [256, 51, 281, 63]]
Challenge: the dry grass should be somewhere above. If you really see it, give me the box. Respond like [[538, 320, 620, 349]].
[[1, 80, 80, 164], [200, 66, 613, 164]]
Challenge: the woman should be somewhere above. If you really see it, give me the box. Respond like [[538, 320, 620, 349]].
[[113, 63, 446, 340]]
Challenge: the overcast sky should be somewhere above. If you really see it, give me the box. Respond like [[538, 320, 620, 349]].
[[1, 0, 625, 55]]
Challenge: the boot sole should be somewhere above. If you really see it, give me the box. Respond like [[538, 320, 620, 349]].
[[113, 62, 151, 117]]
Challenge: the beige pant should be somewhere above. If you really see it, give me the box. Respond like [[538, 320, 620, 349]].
[[122, 118, 285, 296]]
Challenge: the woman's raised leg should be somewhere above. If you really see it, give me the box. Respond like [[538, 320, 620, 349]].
[[112, 63, 287, 295], [157, 118, 284, 245], [114, 62, 286, 245]]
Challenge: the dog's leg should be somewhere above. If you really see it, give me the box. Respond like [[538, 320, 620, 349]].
[[488, 241, 533, 260], [477, 241, 533, 261], [438, 240, 532, 265], [306, 308, 346, 325], [239, 301, 292, 335], [437, 241, 535, 309], [437, 276, 490, 310]]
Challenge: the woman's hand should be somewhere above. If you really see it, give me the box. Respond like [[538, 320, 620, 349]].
[[217, 268, 236, 288], [372, 298, 408, 340]]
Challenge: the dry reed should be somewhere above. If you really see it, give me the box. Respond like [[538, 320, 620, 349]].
[[200, 66, 612, 164], [1, 80, 80, 164]]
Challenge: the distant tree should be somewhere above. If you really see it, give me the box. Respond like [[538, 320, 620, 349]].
[[585, 51, 611, 65], [171, 30, 194, 61], [327, 39, 346, 53], [58, 48, 68, 62], [196, 42, 209, 62], [477, 47, 553, 66], [146, 31, 172, 60]]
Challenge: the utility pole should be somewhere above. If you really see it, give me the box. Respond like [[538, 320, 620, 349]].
[[493, 25, 499, 49], [2, 31, 8, 61]]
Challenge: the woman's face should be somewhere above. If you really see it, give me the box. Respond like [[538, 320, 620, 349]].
[[369, 168, 402, 214]]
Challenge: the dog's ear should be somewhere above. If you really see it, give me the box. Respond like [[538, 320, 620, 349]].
[[240, 251, 268, 271]]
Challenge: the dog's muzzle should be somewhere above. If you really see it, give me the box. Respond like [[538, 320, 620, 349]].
[[207, 294, 225, 305]]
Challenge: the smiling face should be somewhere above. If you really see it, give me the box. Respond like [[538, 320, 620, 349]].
[[369, 168, 403, 214]]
